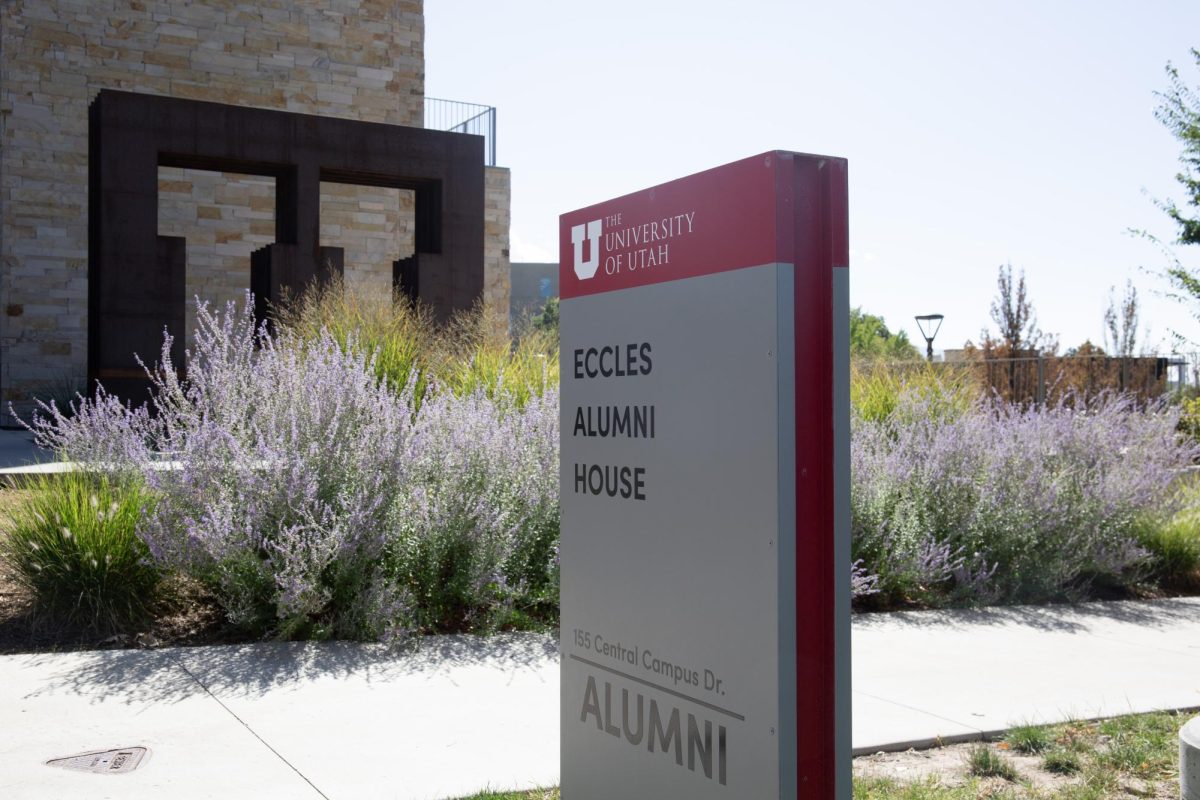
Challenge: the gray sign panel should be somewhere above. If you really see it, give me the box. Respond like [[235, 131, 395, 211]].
[[560, 264, 796, 798]]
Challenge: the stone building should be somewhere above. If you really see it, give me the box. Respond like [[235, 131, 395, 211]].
[[0, 0, 510, 423]]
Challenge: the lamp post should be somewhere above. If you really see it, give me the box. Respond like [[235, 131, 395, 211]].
[[915, 313, 944, 362]]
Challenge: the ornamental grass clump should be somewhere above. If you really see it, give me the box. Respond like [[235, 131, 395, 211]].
[[850, 361, 978, 426], [24, 295, 560, 642], [965, 744, 1020, 781], [1132, 474, 1200, 589], [852, 389, 1197, 606], [1, 472, 160, 633], [276, 277, 559, 410], [274, 277, 436, 404], [434, 313, 559, 411]]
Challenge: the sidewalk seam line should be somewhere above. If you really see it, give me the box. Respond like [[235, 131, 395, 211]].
[[167, 651, 332, 800], [853, 689, 985, 736]]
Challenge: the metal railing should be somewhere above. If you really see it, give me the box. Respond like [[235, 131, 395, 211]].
[[970, 354, 1171, 406], [424, 97, 496, 166], [896, 352, 1200, 406]]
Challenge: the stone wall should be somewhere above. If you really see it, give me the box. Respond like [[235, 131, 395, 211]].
[[157, 168, 276, 348], [320, 183, 415, 299], [0, 0, 426, 422], [157, 173, 416, 348], [483, 166, 512, 338]]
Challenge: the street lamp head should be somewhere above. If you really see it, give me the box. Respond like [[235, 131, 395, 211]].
[[914, 313, 944, 362], [914, 313, 944, 342]]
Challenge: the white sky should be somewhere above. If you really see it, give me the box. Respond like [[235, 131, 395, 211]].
[[425, 0, 1200, 355]]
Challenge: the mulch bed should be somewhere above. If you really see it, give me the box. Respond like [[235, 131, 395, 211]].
[[0, 564, 252, 656]]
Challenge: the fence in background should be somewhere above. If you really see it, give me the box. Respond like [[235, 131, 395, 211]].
[[424, 97, 496, 166], [876, 353, 1200, 406]]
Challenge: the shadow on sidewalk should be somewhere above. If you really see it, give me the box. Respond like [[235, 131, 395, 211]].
[[852, 596, 1200, 634], [21, 598, 1195, 707], [17, 632, 558, 705]]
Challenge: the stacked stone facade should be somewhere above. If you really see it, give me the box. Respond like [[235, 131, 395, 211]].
[[483, 166, 512, 335], [0, 0, 510, 422], [157, 173, 417, 347]]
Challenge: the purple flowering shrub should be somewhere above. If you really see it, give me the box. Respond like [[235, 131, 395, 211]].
[[30, 293, 1195, 627], [26, 296, 559, 641], [391, 380, 560, 630], [852, 387, 1196, 606]]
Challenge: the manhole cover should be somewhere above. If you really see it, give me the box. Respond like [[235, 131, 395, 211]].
[[47, 747, 148, 774]]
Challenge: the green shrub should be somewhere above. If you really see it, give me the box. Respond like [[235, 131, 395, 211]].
[[396, 506, 496, 633], [1179, 395, 1200, 441], [530, 296, 559, 336], [387, 383, 560, 635], [0, 472, 159, 632], [392, 507, 560, 637]]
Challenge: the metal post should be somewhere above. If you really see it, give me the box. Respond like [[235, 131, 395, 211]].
[[1036, 356, 1045, 407]]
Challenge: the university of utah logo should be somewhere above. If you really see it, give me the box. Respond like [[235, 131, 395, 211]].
[[571, 219, 602, 280]]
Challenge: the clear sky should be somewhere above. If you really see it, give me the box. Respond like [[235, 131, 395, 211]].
[[425, 1, 1200, 355]]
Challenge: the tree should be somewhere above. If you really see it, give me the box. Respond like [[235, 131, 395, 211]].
[[1103, 280, 1140, 357], [531, 296, 559, 335], [848, 307, 921, 361], [1065, 340, 1106, 358], [1152, 49, 1200, 338], [984, 263, 1053, 355], [979, 264, 1057, 405], [1157, 49, 1200, 246]]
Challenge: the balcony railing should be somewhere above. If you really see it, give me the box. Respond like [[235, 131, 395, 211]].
[[425, 97, 496, 166]]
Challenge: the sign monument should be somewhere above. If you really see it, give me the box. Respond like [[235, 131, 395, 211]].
[[559, 151, 851, 798]]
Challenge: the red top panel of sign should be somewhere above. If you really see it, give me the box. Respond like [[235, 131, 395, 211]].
[[560, 151, 838, 299]]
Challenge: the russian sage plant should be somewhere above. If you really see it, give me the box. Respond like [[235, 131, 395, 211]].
[[24, 295, 560, 641], [393, 382, 559, 630], [852, 388, 1196, 605]]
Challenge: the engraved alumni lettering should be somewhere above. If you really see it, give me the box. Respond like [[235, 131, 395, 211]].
[[580, 674, 728, 786]]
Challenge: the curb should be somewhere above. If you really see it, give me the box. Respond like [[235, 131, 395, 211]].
[[1184, 715, 1200, 800], [0, 462, 77, 487]]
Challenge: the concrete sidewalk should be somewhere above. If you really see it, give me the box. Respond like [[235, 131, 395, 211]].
[[852, 597, 1200, 751], [1, 598, 1197, 800], [0, 428, 51, 470]]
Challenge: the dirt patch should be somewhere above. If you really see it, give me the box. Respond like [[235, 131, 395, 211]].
[[0, 565, 253, 655], [855, 742, 1078, 793], [854, 735, 1180, 799]]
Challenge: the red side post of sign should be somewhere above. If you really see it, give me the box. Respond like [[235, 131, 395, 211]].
[[786, 154, 850, 799]]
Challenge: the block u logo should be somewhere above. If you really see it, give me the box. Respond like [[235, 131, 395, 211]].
[[571, 220, 602, 280]]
